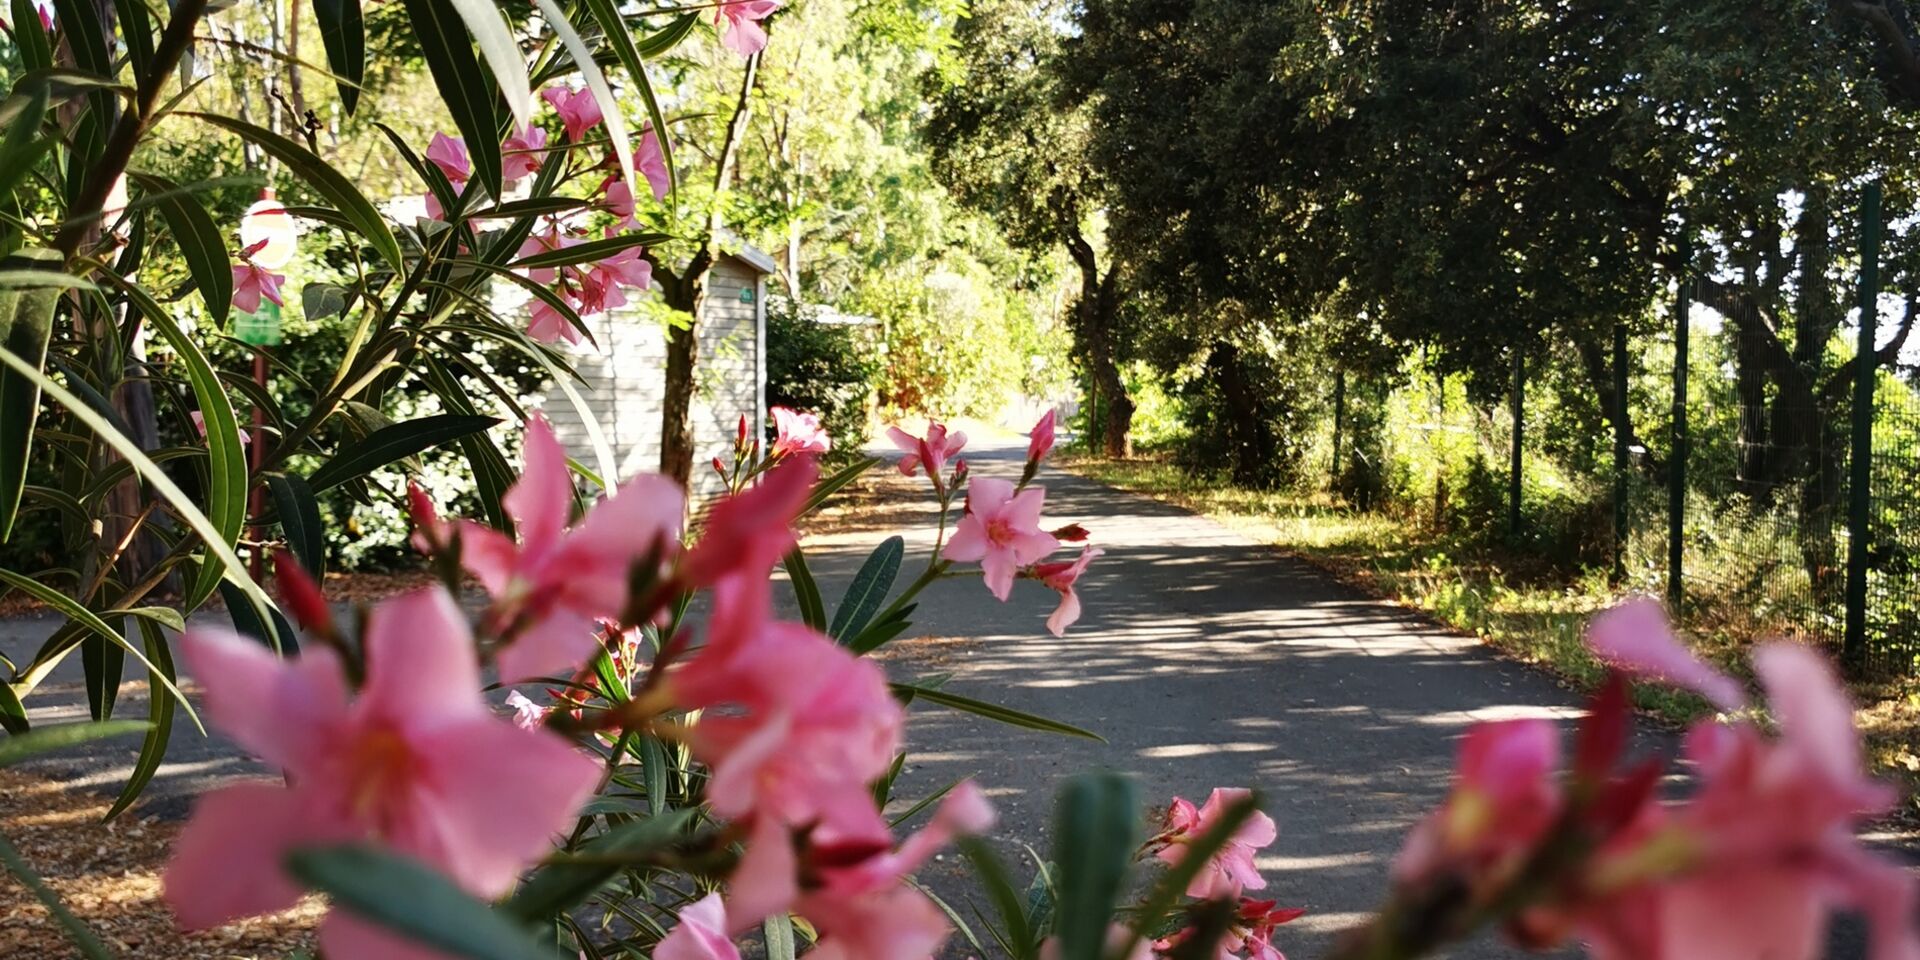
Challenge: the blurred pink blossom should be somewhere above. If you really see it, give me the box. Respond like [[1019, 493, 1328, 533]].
[[770, 407, 831, 458], [1393, 719, 1561, 889], [655, 893, 741, 960], [886, 422, 966, 481], [714, 0, 779, 56], [425, 132, 472, 185], [541, 86, 604, 142], [1027, 408, 1056, 464], [459, 414, 684, 682], [502, 125, 548, 183], [1586, 598, 1747, 712], [1155, 787, 1278, 900], [944, 477, 1059, 601], [162, 588, 599, 958]]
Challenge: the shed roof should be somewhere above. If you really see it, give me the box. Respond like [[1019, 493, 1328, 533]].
[[714, 229, 778, 275]]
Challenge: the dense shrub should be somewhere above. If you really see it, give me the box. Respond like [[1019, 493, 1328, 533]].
[[767, 301, 882, 462]]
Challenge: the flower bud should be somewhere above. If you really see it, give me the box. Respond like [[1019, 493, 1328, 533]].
[[272, 549, 333, 635]]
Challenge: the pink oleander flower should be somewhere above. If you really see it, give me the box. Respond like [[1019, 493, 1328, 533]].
[[1031, 545, 1101, 637], [1155, 899, 1305, 960], [770, 406, 831, 458], [504, 690, 544, 731], [231, 241, 285, 314], [675, 577, 903, 837], [426, 132, 472, 185], [1027, 408, 1056, 464], [680, 458, 817, 588], [541, 85, 604, 142], [601, 178, 638, 228], [502, 125, 548, 183], [656, 893, 742, 960], [886, 421, 966, 482], [458, 414, 685, 683], [1560, 633, 1920, 960], [6, 0, 54, 30], [714, 0, 780, 57], [1392, 718, 1562, 890], [1586, 597, 1747, 712], [1155, 787, 1279, 899], [583, 234, 653, 309], [527, 298, 581, 345], [943, 477, 1059, 601], [637, 128, 672, 200], [726, 783, 995, 959], [162, 587, 601, 959]]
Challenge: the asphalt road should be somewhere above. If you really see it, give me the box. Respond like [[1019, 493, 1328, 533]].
[[2, 432, 1897, 958]]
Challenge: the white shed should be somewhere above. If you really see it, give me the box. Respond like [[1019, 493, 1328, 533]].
[[537, 241, 777, 497]]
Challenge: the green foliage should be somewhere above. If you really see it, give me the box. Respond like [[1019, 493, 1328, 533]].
[[766, 301, 878, 463]]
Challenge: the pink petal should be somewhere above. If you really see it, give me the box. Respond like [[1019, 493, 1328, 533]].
[[1012, 530, 1062, 566], [1045, 588, 1080, 637], [657, 893, 743, 960], [1753, 643, 1888, 807], [163, 784, 320, 929], [506, 415, 573, 556], [721, 16, 769, 56], [1656, 870, 1825, 960], [1005, 486, 1047, 529], [886, 426, 920, 456], [966, 477, 1014, 515], [494, 606, 602, 685], [979, 551, 1016, 601], [726, 816, 800, 932], [1586, 598, 1746, 712], [178, 628, 348, 771], [414, 718, 601, 897], [941, 516, 989, 563], [359, 587, 484, 728], [456, 522, 520, 596]]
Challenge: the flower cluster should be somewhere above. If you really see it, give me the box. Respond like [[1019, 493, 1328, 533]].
[[1379, 598, 1920, 960], [891, 410, 1102, 637], [1149, 788, 1303, 960], [167, 411, 994, 959], [421, 88, 673, 345]]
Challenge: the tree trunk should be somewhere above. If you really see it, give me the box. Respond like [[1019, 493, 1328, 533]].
[[659, 273, 707, 487], [1209, 340, 1274, 487], [1065, 232, 1131, 458]]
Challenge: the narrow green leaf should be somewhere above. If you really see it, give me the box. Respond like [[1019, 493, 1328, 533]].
[[508, 232, 671, 270], [638, 733, 670, 816], [10, 0, 52, 71], [188, 113, 404, 273], [537, 0, 636, 197], [305, 413, 499, 493], [801, 456, 877, 518], [0, 570, 203, 734], [112, 275, 246, 609], [959, 838, 1035, 959], [312, 0, 366, 113], [400, 0, 505, 199], [218, 580, 300, 653], [80, 629, 124, 720], [0, 683, 26, 734], [446, 0, 530, 130], [111, 0, 155, 80], [831, 535, 903, 643], [130, 173, 230, 320], [0, 248, 60, 542], [106, 619, 177, 819], [782, 547, 827, 631], [890, 682, 1104, 741], [289, 846, 566, 960], [0, 344, 285, 650], [846, 603, 916, 655], [418, 357, 512, 530], [1053, 773, 1138, 960], [763, 912, 797, 960], [632, 11, 699, 59], [0, 720, 148, 767], [0, 829, 117, 959], [0, 85, 52, 202], [266, 472, 326, 579], [109, 606, 186, 634], [505, 810, 697, 919]]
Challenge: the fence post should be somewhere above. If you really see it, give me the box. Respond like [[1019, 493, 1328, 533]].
[[1845, 181, 1882, 670], [1331, 368, 1346, 483], [1612, 322, 1629, 584], [1509, 343, 1524, 538], [1668, 241, 1690, 612]]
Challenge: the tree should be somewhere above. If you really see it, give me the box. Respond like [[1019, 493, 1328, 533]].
[[925, 0, 1135, 456]]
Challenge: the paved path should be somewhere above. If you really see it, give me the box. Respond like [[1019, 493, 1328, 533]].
[[796, 435, 1600, 957], [3, 433, 1889, 957]]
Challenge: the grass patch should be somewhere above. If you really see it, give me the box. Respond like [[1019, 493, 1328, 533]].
[[1068, 454, 1920, 812]]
